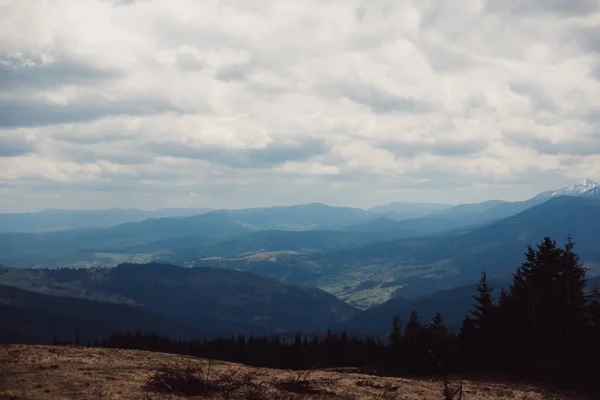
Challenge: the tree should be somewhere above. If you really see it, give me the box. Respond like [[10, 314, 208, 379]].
[[558, 236, 588, 345], [471, 272, 496, 333], [390, 315, 403, 346], [431, 312, 448, 339], [458, 315, 478, 368], [404, 310, 422, 344]]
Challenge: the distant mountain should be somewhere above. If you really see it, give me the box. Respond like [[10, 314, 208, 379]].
[[333, 196, 600, 296], [431, 200, 507, 223], [199, 196, 600, 308], [0, 203, 385, 268], [175, 230, 371, 260], [368, 202, 453, 220], [546, 179, 599, 199], [0, 212, 251, 267], [0, 208, 212, 233], [338, 216, 468, 237], [429, 179, 600, 226], [583, 185, 600, 198], [210, 203, 375, 230], [0, 263, 357, 336], [0, 284, 203, 344]]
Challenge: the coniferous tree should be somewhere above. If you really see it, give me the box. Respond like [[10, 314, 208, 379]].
[[471, 272, 496, 333], [390, 316, 403, 346], [458, 314, 478, 369], [404, 310, 422, 344], [507, 237, 564, 358], [558, 236, 588, 346], [431, 312, 448, 338]]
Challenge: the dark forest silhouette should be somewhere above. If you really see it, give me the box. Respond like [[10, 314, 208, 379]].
[[55, 236, 600, 392]]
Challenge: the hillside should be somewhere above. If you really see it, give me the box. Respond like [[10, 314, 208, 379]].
[[0, 285, 203, 343], [0, 345, 589, 400], [0, 263, 357, 336], [197, 196, 600, 307]]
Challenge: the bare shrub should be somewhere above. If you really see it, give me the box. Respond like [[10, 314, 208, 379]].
[[144, 362, 269, 398], [428, 350, 463, 400], [145, 365, 219, 396]]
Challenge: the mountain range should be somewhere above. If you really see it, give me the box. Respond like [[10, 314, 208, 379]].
[[0, 207, 213, 233], [1, 179, 600, 310]]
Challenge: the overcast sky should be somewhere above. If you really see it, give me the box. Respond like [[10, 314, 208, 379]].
[[1, 0, 599, 212]]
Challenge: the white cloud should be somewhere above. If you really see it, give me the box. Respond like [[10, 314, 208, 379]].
[[0, 0, 599, 211]]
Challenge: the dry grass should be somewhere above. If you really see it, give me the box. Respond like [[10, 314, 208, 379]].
[[0, 344, 591, 400]]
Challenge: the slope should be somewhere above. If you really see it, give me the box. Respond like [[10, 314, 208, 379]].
[[0, 284, 203, 344], [0, 263, 358, 335], [200, 196, 600, 307]]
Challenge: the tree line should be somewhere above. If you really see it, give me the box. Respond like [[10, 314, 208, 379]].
[[55, 236, 600, 391]]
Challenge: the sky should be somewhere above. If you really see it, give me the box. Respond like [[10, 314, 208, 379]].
[[1, 0, 599, 212]]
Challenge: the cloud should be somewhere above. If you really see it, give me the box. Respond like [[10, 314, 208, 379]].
[[0, 96, 182, 128], [506, 132, 600, 156], [0, 0, 599, 211], [484, 0, 600, 16], [149, 137, 330, 168], [0, 132, 36, 157], [0, 54, 120, 92], [381, 138, 489, 157]]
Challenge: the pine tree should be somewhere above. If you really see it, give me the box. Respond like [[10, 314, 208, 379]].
[[390, 316, 403, 346], [471, 271, 496, 333], [458, 315, 478, 367], [404, 310, 422, 343], [431, 312, 448, 338], [558, 236, 588, 345]]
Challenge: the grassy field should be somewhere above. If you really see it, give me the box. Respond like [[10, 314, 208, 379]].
[[0, 345, 590, 399]]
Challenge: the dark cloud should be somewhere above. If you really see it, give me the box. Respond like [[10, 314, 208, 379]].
[[216, 63, 252, 82], [510, 83, 558, 113], [417, 42, 477, 73], [506, 132, 600, 156], [484, 0, 600, 16], [380, 138, 488, 157], [0, 56, 120, 92], [0, 134, 35, 157], [50, 141, 154, 165], [325, 83, 433, 114], [0, 96, 181, 128], [150, 137, 330, 168]]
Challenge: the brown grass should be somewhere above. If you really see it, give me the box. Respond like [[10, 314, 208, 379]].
[[0, 344, 591, 400]]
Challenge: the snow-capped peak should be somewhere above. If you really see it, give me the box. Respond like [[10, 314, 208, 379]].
[[550, 179, 600, 197]]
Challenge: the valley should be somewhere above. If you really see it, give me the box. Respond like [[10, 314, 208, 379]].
[[2, 180, 600, 310]]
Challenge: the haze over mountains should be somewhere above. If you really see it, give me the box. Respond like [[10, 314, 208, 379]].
[[1, 179, 599, 295], [1, 179, 600, 345]]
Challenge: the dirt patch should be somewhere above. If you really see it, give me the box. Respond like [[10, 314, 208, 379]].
[[0, 345, 591, 399]]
